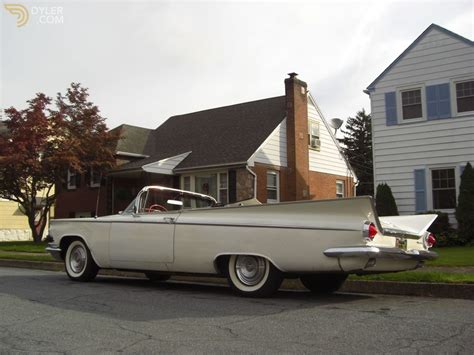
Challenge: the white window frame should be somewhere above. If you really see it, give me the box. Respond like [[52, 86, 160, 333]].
[[336, 180, 345, 198], [397, 84, 426, 123], [451, 77, 474, 117], [180, 170, 228, 204], [308, 119, 321, 151], [266, 170, 280, 203], [426, 164, 461, 213], [67, 169, 76, 190], [90, 168, 101, 188]]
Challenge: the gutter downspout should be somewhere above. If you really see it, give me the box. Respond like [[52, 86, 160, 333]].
[[246, 165, 257, 200]]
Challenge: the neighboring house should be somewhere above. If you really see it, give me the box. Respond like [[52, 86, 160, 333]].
[[54, 124, 155, 218], [365, 24, 474, 224], [56, 73, 356, 217]]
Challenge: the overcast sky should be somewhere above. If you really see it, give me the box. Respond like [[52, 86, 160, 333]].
[[1, 0, 472, 130]]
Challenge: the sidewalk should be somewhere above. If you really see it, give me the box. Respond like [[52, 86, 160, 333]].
[[0, 251, 473, 300]]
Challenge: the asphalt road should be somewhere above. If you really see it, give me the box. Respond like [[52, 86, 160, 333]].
[[0, 267, 473, 354]]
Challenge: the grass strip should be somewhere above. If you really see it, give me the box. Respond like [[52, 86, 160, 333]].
[[350, 271, 474, 284], [0, 241, 48, 254], [0, 252, 57, 262], [426, 246, 474, 267]]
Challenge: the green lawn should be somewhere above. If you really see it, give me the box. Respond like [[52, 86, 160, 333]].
[[0, 251, 56, 262], [0, 241, 48, 253], [350, 271, 474, 284], [426, 246, 474, 267]]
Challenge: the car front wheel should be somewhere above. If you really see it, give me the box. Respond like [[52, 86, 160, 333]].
[[300, 274, 347, 294], [65, 240, 99, 282], [227, 255, 283, 297]]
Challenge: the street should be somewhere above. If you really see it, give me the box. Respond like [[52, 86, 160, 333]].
[[0, 267, 473, 354]]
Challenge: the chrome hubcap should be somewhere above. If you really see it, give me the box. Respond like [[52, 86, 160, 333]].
[[235, 256, 266, 286], [70, 245, 86, 273]]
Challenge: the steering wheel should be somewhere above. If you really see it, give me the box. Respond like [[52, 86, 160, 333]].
[[146, 204, 168, 212]]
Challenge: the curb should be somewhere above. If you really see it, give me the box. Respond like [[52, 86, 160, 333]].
[[1, 259, 473, 300]]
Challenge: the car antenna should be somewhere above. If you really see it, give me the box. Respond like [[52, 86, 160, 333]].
[[94, 172, 102, 219]]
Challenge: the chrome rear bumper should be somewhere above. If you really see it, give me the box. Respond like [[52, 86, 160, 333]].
[[324, 246, 437, 261], [45, 243, 62, 261]]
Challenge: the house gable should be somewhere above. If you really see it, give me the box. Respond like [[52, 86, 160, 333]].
[[248, 118, 288, 167], [366, 23, 474, 92], [307, 94, 355, 178]]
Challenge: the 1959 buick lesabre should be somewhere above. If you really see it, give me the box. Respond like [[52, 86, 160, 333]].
[[46, 185, 438, 297]]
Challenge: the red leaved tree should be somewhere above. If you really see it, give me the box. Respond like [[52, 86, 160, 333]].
[[0, 83, 120, 243]]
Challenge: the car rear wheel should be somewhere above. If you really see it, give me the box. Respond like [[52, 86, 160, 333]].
[[300, 274, 348, 294], [65, 240, 99, 282], [227, 255, 283, 297], [145, 272, 170, 282]]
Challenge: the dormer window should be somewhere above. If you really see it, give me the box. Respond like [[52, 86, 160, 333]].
[[401, 88, 423, 120], [455, 80, 474, 113]]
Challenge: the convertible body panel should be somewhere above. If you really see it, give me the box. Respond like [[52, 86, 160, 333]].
[[48, 186, 437, 278]]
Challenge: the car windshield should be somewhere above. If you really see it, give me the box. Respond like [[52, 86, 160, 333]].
[[123, 188, 215, 214]]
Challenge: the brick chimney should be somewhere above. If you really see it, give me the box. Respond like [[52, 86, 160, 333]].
[[285, 72, 310, 201]]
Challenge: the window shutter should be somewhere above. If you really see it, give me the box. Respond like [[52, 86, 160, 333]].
[[427, 83, 451, 120], [385, 92, 397, 126], [228, 169, 237, 203], [414, 169, 426, 212]]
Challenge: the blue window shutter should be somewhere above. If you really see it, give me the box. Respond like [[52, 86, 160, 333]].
[[414, 169, 427, 212], [427, 83, 451, 120], [438, 83, 451, 118], [426, 85, 438, 120], [385, 92, 397, 126]]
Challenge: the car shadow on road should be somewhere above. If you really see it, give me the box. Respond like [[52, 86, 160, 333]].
[[0, 271, 373, 322]]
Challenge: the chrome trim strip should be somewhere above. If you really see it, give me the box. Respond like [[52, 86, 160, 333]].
[[51, 219, 359, 232], [324, 246, 438, 260], [45, 243, 63, 261]]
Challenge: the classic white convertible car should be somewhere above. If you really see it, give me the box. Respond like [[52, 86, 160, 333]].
[[47, 186, 438, 297]]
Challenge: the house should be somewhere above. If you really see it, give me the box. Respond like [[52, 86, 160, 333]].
[[365, 24, 474, 223], [55, 73, 356, 217]]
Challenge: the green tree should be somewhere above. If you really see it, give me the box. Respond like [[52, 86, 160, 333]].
[[456, 162, 474, 244], [0, 84, 120, 243], [375, 183, 399, 216], [338, 109, 373, 196]]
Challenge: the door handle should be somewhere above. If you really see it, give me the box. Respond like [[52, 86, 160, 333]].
[[163, 217, 175, 224]]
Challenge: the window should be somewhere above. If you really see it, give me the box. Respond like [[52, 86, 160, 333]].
[[401, 89, 422, 120], [90, 168, 101, 188], [67, 169, 76, 190], [219, 173, 228, 205], [266, 170, 279, 203], [182, 171, 228, 204], [455, 80, 474, 113], [308, 120, 321, 150], [432, 168, 456, 209], [336, 180, 344, 198]]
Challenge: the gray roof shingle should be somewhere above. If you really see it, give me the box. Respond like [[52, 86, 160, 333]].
[[115, 96, 286, 172]]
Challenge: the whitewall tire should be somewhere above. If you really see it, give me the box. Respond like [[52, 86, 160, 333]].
[[65, 240, 99, 282], [227, 255, 283, 297]]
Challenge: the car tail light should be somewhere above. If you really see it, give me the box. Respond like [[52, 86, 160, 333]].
[[426, 233, 436, 248], [363, 221, 378, 241]]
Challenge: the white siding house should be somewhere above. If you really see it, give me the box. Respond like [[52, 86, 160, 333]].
[[366, 24, 474, 223]]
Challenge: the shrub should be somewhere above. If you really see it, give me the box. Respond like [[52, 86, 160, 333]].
[[375, 183, 399, 216], [456, 162, 474, 245], [417, 210, 461, 247]]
